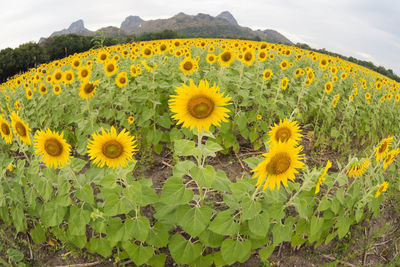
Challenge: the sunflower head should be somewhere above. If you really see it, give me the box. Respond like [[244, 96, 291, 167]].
[[0, 116, 12, 144], [115, 72, 128, 88], [79, 80, 99, 100], [218, 50, 235, 67], [376, 136, 393, 161], [383, 149, 399, 170], [169, 79, 232, 132], [10, 112, 31, 145], [252, 141, 305, 191], [375, 181, 389, 198], [268, 118, 302, 147], [206, 54, 216, 64], [263, 69, 273, 81], [179, 57, 198, 75], [34, 128, 71, 168], [87, 126, 137, 169]]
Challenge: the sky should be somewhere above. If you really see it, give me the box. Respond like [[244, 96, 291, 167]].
[[1, 0, 399, 75]]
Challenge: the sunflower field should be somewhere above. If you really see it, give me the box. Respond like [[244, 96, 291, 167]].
[[0, 38, 399, 266]]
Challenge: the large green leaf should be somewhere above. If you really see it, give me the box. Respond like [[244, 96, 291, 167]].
[[190, 165, 215, 189], [40, 201, 67, 227], [221, 238, 251, 265], [177, 205, 212, 237], [146, 221, 169, 247], [122, 241, 154, 266], [168, 234, 202, 265], [208, 210, 239, 236], [159, 177, 193, 205]]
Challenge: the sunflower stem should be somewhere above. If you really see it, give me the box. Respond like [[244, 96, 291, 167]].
[[67, 164, 82, 189], [86, 100, 94, 132], [313, 92, 326, 134], [196, 130, 205, 205], [15, 137, 31, 164]]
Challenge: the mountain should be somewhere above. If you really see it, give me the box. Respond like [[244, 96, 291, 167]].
[[216, 11, 238, 25], [40, 12, 293, 44], [120, 16, 145, 34], [49, 20, 93, 37]]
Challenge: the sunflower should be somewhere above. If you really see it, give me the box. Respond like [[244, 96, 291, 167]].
[[97, 51, 109, 63], [53, 84, 62, 95], [52, 69, 63, 83], [63, 70, 74, 84], [0, 116, 12, 144], [256, 114, 262, 120], [104, 61, 119, 77], [365, 92, 371, 100], [79, 80, 99, 100], [130, 65, 138, 77], [257, 50, 267, 62], [383, 149, 399, 170], [251, 141, 305, 191], [319, 58, 328, 69], [315, 160, 332, 194], [376, 136, 393, 161], [39, 83, 48, 95], [206, 54, 216, 64], [26, 88, 33, 100], [325, 81, 333, 94], [218, 50, 235, 67], [14, 101, 21, 110], [128, 116, 134, 124], [34, 128, 71, 168], [179, 57, 198, 75], [115, 72, 128, 88], [332, 94, 340, 108], [71, 58, 81, 69], [268, 118, 302, 146], [346, 158, 370, 178], [242, 49, 255, 66], [280, 60, 289, 70], [375, 181, 389, 198], [87, 126, 137, 169], [78, 66, 91, 80], [141, 46, 154, 58], [169, 79, 231, 132], [263, 69, 273, 81], [280, 77, 289, 90], [10, 112, 31, 145]]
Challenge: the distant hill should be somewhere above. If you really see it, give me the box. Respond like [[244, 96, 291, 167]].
[[39, 11, 293, 45]]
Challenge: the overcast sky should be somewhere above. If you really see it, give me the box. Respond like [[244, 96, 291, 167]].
[[1, 0, 399, 75]]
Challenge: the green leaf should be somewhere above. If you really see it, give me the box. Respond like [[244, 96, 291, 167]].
[[192, 254, 214, 267], [68, 233, 87, 249], [71, 158, 87, 173], [7, 248, 24, 262], [122, 242, 154, 266], [147, 253, 167, 267], [86, 238, 112, 258], [103, 194, 130, 216], [272, 217, 295, 246], [30, 224, 46, 244], [309, 216, 324, 243], [174, 139, 200, 157], [336, 215, 352, 239], [318, 196, 331, 211], [221, 238, 251, 265], [202, 140, 223, 157], [173, 160, 196, 177], [68, 206, 91, 236], [146, 222, 169, 247], [335, 188, 345, 205], [157, 114, 172, 129], [243, 157, 262, 170], [40, 201, 67, 227], [106, 217, 126, 246], [160, 177, 193, 205], [208, 210, 239, 236], [291, 234, 307, 247], [11, 206, 26, 232], [248, 212, 270, 238], [99, 174, 117, 189], [190, 165, 215, 189], [229, 182, 248, 201], [198, 230, 223, 248], [259, 245, 275, 261], [127, 216, 150, 242], [211, 170, 231, 192], [168, 234, 202, 265], [178, 206, 213, 237], [75, 184, 95, 205], [241, 196, 262, 220]]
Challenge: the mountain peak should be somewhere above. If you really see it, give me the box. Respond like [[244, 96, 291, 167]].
[[216, 11, 238, 25], [49, 19, 92, 38], [68, 19, 85, 32], [120, 16, 145, 34]]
